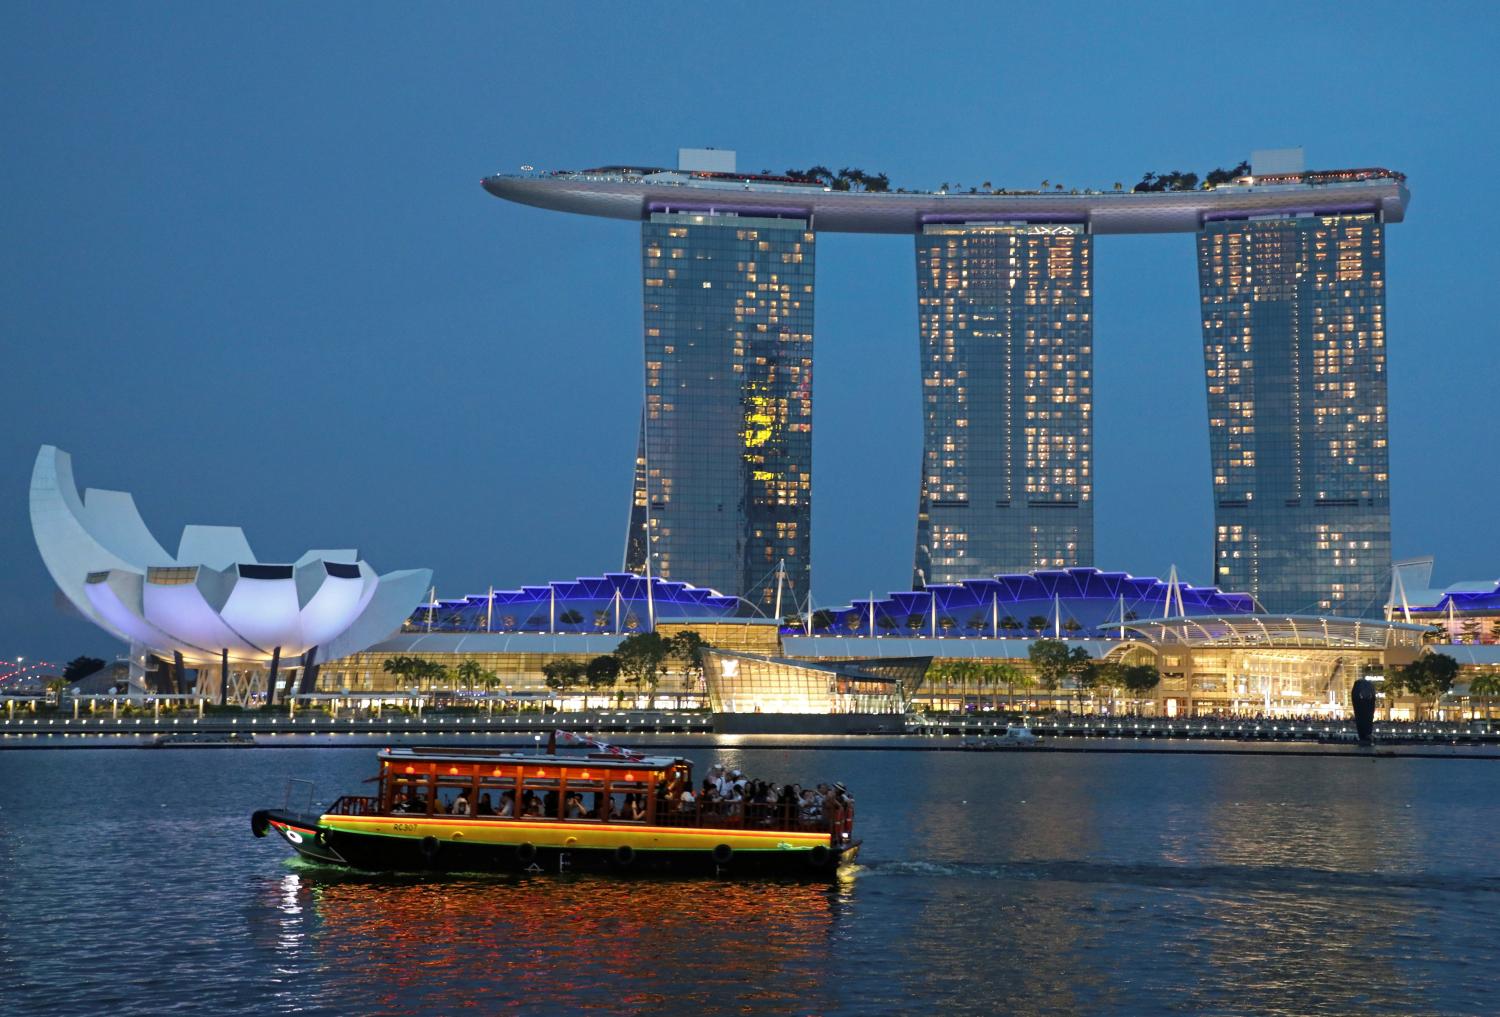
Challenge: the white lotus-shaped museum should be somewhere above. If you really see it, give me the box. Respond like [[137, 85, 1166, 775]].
[[30, 445, 431, 670]]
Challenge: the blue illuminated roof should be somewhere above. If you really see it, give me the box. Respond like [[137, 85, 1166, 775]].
[[405, 573, 741, 634], [799, 567, 1256, 638], [1414, 583, 1500, 615]]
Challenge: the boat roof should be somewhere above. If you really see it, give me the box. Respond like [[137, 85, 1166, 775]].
[[379, 746, 685, 770]]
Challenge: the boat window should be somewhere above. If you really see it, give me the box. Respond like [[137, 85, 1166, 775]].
[[434, 779, 472, 815], [610, 780, 650, 823], [477, 776, 516, 818], [521, 776, 560, 818], [561, 779, 602, 821], [388, 776, 431, 814]]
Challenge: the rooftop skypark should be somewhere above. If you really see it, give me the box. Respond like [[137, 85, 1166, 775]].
[[483, 158, 1408, 235]]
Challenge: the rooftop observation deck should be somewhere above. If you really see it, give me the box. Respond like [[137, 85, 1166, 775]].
[[481, 167, 1409, 236]]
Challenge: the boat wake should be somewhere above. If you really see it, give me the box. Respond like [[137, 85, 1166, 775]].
[[854, 858, 1500, 896]]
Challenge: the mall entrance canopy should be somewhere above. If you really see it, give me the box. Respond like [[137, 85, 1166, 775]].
[[1121, 614, 1429, 651]]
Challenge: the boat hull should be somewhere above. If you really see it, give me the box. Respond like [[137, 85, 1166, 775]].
[[252, 809, 857, 879]]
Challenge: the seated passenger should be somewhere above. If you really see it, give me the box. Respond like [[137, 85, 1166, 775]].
[[497, 791, 515, 818], [524, 795, 543, 817], [679, 787, 696, 809], [452, 790, 472, 816], [565, 792, 586, 819], [476, 793, 495, 816], [627, 795, 647, 821]]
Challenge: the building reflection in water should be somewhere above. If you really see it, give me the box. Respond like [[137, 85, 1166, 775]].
[[275, 870, 852, 1014]]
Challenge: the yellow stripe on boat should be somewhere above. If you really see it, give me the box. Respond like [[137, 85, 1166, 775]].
[[321, 814, 830, 852]]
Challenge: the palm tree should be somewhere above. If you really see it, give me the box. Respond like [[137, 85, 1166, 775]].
[[1001, 616, 1022, 637], [992, 662, 1021, 712], [1027, 615, 1049, 637], [1469, 671, 1500, 720], [454, 658, 492, 693]]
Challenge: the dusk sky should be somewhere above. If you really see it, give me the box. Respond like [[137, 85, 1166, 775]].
[[4, 2, 1498, 664]]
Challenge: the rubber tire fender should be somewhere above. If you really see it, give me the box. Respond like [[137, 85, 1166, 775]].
[[711, 843, 734, 865], [808, 845, 832, 868], [420, 836, 442, 865], [614, 844, 637, 867], [515, 842, 538, 864], [250, 810, 271, 838]]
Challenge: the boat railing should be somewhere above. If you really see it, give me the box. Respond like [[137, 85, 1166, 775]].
[[653, 800, 841, 835], [327, 794, 380, 816]]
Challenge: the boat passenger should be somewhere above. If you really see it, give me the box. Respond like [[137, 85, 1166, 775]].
[[497, 790, 515, 818], [565, 792, 586, 819], [679, 787, 696, 810], [627, 795, 647, 821], [452, 790, 472, 816], [524, 796, 543, 818], [799, 789, 822, 822], [476, 793, 495, 816]]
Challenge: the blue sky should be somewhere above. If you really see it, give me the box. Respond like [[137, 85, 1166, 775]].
[[3, 2, 1497, 663]]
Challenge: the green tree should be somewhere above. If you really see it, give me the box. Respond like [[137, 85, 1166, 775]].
[[541, 658, 586, 696], [1000, 616, 1022, 636], [1029, 639, 1072, 703], [1062, 617, 1083, 637], [1401, 652, 1459, 719], [1065, 646, 1095, 713], [615, 631, 672, 707], [585, 655, 621, 708], [1092, 660, 1125, 713], [668, 630, 709, 688], [558, 609, 585, 627], [63, 656, 106, 683], [1416, 657, 1452, 720], [1121, 663, 1162, 713], [1026, 615, 1049, 637]]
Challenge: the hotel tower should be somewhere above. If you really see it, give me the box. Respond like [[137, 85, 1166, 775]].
[[483, 147, 1407, 616]]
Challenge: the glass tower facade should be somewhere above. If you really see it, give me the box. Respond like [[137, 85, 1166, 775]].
[[913, 223, 1093, 585], [1198, 213, 1391, 615], [624, 212, 814, 612]]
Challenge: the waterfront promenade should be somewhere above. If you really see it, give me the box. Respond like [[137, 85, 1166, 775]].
[[5, 706, 1500, 750]]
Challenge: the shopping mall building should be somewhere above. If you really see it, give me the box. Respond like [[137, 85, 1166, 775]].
[[317, 567, 1446, 720]]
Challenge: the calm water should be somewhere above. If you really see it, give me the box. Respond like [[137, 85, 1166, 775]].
[[3, 746, 1500, 1016]]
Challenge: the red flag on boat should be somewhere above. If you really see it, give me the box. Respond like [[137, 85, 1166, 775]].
[[553, 729, 643, 760]]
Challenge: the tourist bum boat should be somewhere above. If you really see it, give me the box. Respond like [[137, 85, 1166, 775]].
[[251, 739, 859, 878]]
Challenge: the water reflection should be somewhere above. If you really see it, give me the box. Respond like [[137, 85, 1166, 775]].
[[277, 868, 852, 1014]]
